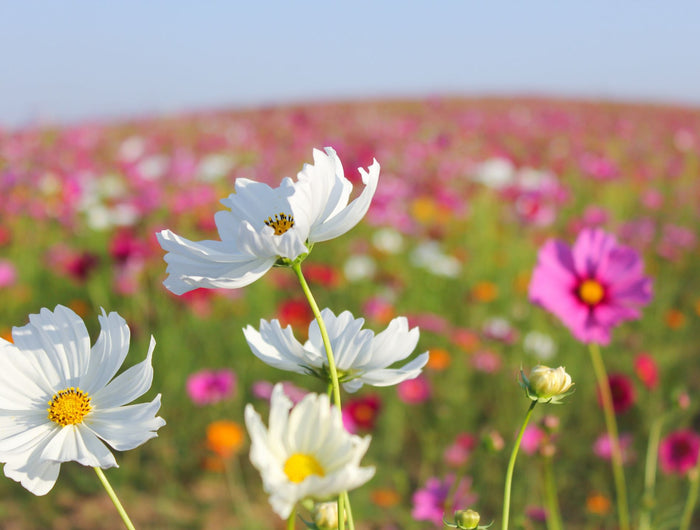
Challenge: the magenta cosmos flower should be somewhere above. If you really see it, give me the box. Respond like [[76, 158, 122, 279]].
[[529, 228, 652, 345], [659, 429, 700, 475]]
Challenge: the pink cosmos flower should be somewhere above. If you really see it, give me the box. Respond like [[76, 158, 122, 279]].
[[443, 433, 477, 467], [251, 380, 307, 404], [397, 375, 431, 404], [529, 228, 652, 345], [412, 474, 477, 527], [521, 425, 546, 455], [186, 369, 236, 406], [0, 260, 17, 288], [659, 429, 700, 475], [593, 433, 636, 464]]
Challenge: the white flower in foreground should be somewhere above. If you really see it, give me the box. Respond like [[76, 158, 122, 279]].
[[245, 384, 375, 519], [157, 147, 380, 294], [0, 305, 165, 495], [243, 308, 429, 392]]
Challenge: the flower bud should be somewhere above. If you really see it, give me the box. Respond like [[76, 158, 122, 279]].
[[313, 501, 345, 529], [520, 365, 574, 404], [454, 509, 480, 529]]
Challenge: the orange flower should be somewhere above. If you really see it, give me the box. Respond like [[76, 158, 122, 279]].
[[471, 281, 498, 302], [665, 308, 686, 330], [586, 492, 611, 515], [426, 348, 451, 371], [370, 488, 401, 508], [0, 327, 12, 343], [206, 420, 245, 459], [68, 299, 90, 318]]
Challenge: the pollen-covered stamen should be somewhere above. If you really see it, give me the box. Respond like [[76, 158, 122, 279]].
[[284, 453, 326, 483], [578, 278, 605, 306], [47, 387, 92, 426], [264, 213, 295, 235]]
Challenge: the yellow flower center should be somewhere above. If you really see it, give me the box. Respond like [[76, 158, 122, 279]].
[[283, 453, 325, 483], [264, 213, 295, 235], [578, 279, 605, 305], [47, 387, 92, 426]]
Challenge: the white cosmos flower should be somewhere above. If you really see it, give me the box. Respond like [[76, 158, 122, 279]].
[[243, 308, 429, 392], [0, 305, 165, 495], [245, 384, 375, 519], [157, 147, 380, 294]]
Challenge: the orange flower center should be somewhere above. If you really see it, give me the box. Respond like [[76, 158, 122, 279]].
[[47, 387, 92, 426], [578, 279, 605, 305], [264, 213, 295, 235]]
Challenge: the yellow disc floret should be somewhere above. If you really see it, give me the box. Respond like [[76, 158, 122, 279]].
[[264, 213, 295, 235], [578, 279, 605, 306], [47, 387, 92, 426], [284, 453, 326, 483]]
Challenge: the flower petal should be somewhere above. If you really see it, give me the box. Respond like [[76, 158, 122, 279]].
[[306, 148, 380, 243], [40, 425, 116, 468], [157, 229, 275, 294], [87, 395, 165, 451], [91, 337, 156, 408], [81, 309, 130, 395], [12, 305, 91, 388], [4, 454, 61, 496], [243, 321, 310, 375], [352, 352, 429, 388]]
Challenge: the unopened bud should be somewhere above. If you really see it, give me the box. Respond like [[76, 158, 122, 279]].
[[455, 509, 480, 529]]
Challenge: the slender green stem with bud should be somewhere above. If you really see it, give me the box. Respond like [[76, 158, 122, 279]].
[[502, 400, 537, 530], [588, 342, 630, 530], [93, 467, 135, 530], [293, 261, 350, 530]]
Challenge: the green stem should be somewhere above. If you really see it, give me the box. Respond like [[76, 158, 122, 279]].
[[502, 400, 537, 530], [287, 506, 296, 530], [343, 491, 355, 530], [639, 415, 664, 530], [93, 467, 135, 530], [679, 451, 700, 530], [543, 455, 563, 530], [292, 262, 348, 530], [588, 342, 630, 530]]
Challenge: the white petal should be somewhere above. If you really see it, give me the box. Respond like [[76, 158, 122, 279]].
[[91, 337, 155, 408], [308, 151, 379, 243], [12, 305, 91, 388], [220, 178, 296, 229], [243, 322, 309, 374], [40, 425, 116, 468], [81, 310, 130, 394], [367, 317, 420, 367], [87, 395, 165, 451], [4, 455, 61, 496], [157, 229, 275, 294], [355, 352, 429, 387], [0, 342, 52, 407], [0, 413, 56, 456]]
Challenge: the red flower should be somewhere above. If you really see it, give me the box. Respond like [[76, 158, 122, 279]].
[[659, 430, 700, 475], [634, 353, 659, 390], [598, 373, 635, 414]]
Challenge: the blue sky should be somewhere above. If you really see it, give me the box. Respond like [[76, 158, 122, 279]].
[[2, 1, 699, 127]]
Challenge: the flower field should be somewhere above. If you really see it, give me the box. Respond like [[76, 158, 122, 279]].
[[1, 96, 700, 529]]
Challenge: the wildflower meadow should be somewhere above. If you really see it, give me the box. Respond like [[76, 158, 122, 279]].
[[1, 97, 700, 529]]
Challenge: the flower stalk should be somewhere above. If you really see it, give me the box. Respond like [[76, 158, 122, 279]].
[[292, 262, 349, 530], [542, 455, 563, 530], [94, 467, 136, 530], [502, 400, 537, 530], [679, 449, 700, 530], [588, 342, 630, 530], [639, 415, 664, 530]]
